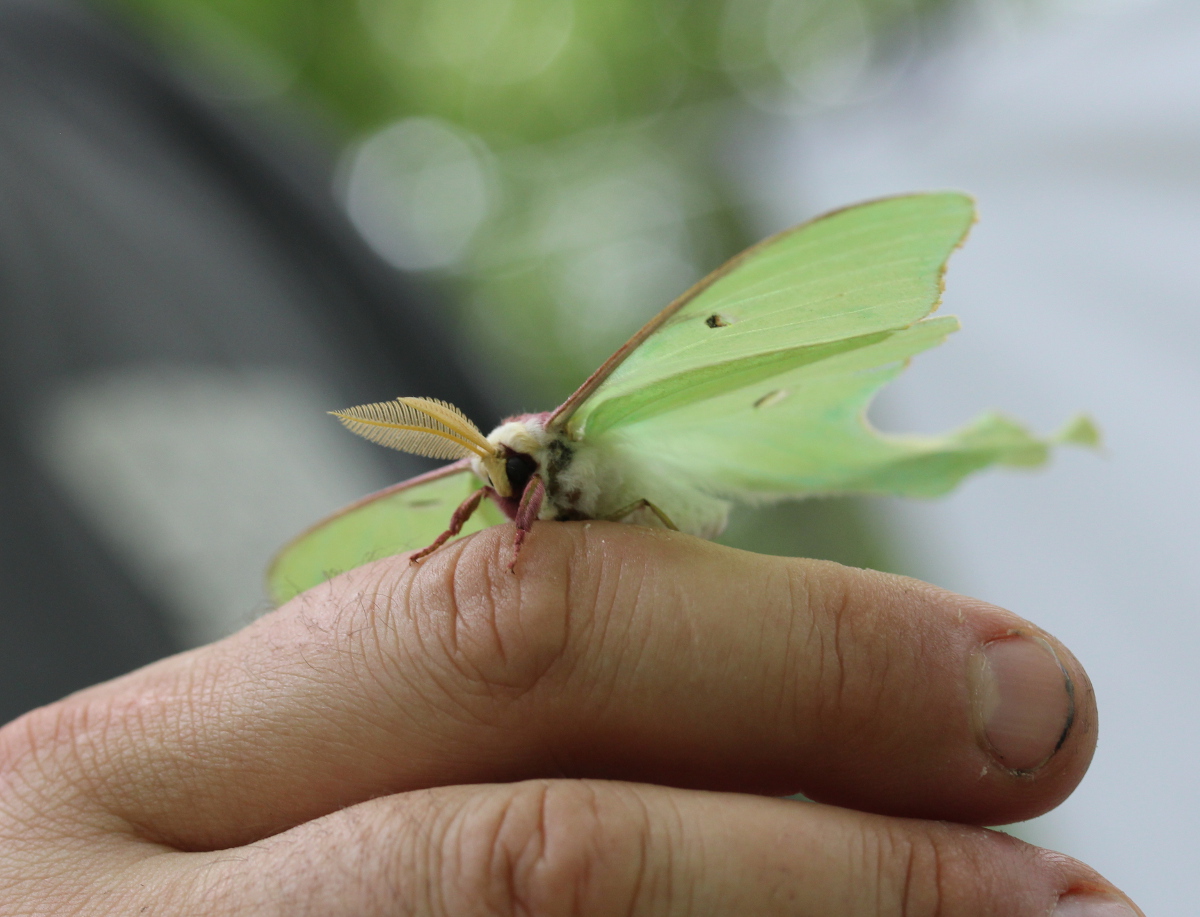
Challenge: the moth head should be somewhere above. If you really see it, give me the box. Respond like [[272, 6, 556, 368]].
[[329, 397, 553, 499], [476, 419, 548, 499]]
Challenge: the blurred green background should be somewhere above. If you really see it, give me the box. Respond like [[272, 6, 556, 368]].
[[97, 0, 973, 572]]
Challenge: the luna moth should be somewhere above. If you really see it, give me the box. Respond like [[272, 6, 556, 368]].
[[268, 192, 1096, 605]]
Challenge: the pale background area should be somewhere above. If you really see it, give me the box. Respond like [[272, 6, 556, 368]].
[[39, 367, 395, 645], [740, 0, 1196, 911]]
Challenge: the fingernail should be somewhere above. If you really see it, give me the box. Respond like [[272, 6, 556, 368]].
[[970, 633, 1075, 772], [1054, 894, 1139, 916]]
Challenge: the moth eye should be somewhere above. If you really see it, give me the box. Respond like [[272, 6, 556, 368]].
[[505, 451, 538, 495], [705, 314, 732, 328]]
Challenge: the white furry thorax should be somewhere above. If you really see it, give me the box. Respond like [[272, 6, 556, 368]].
[[470, 414, 730, 537], [470, 415, 603, 520]]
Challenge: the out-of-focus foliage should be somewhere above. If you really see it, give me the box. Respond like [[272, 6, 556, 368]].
[[103, 0, 957, 405]]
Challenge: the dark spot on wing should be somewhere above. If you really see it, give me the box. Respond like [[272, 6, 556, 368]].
[[406, 498, 442, 508], [753, 389, 789, 409], [705, 313, 732, 328]]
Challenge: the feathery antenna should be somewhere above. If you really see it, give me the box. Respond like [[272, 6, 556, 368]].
[[330, 397, 495, 460]]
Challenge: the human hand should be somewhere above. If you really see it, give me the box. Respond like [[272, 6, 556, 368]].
[[0, 524, 1140, 915]]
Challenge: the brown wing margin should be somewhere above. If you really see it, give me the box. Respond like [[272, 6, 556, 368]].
[[265, 458, 474, 585], [545, 192, 966, 435]]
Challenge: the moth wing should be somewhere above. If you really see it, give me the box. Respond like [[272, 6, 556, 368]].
[[267, 461, 506, 605], [553, 192, 976, 439], [607, 316, 1093, 501], [554, 191, 1091, 503]]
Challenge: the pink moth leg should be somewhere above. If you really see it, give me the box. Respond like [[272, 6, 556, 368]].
[[508, 475, 546, 572], [409, 486, 491, 564]]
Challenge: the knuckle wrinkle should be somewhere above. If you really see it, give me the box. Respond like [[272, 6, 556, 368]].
[[443, 781, 647, 917], [418, 533, 575, 702]]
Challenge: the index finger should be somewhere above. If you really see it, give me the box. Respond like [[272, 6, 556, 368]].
[[1, 522, 1096, 851]]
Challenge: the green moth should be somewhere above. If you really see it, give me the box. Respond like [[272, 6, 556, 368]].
[[268, 192, 1097, 605]]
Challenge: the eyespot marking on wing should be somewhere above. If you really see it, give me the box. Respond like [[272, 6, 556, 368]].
[[705, 313, 733, 328], [753, 389, 789, 409]]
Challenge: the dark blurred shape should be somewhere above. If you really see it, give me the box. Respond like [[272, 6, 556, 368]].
[[0, 0, 488, 722]]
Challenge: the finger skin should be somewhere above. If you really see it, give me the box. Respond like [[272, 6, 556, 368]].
[[2, 781, 1141, 917], [0, 523, 1095, 852]]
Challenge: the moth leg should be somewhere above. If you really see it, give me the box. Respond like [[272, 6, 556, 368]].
[[603, 499, 678, 531], [508, 476, 546, 573], [410, 486, 490, 564]]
